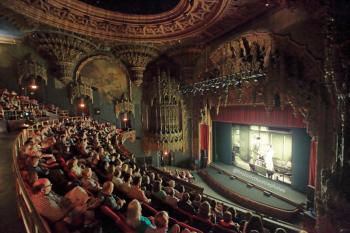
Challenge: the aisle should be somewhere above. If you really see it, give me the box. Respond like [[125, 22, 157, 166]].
[[0, 132, 25, 233]]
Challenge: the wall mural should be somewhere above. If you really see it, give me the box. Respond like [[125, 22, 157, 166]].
[[79, 58, 129, 101]]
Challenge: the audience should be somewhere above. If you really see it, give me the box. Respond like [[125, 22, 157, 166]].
[[13, 113, 289, 233]]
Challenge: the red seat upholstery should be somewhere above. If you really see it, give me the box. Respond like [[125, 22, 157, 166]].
[[100, 205, 134, 233], [177, 221, 204, 233], [190, 215, 214, 233], [213, 224, 238, 233], [141, 202, 158, 217]]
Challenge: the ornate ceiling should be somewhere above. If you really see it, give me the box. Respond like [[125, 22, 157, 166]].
[[0, 0, 273, 43], [79, 0, 181, 15]]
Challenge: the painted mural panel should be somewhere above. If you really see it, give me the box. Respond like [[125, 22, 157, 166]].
[[80, 58, 128, 101]]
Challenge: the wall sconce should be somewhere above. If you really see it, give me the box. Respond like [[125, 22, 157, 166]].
[[122, 112, 128, 122], [78, 98, 86, 108], [29, 77, 38, 90]]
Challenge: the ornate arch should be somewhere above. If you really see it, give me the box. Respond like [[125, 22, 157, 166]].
[[75, 53, 130, 81]]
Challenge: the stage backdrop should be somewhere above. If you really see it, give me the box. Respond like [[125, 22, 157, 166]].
[[212, 107, 311, 193]]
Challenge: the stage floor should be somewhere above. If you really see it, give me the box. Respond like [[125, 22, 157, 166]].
[[211, 162, 307, 206]]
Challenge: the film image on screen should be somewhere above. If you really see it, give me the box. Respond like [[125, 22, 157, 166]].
[[232, 124, 292, 184]]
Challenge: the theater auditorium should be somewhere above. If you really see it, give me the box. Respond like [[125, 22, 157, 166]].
[[0, 1, 349, 233]]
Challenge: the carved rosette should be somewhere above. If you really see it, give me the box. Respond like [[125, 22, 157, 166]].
[[29, 31, 97, 84], [113, 44, 159, 86]]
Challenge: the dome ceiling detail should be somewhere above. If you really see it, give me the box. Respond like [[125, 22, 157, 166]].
[[79, 0, 181, 15], [0, 0, 271, 42]]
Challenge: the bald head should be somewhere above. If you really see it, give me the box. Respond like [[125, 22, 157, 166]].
[[33, 178, 52, 194]]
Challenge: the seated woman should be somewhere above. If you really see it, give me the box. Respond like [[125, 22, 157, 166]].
[[67, 158, 84, 178], [210, 199, 223, 221], [98, 181, 125, 211], [198, 201, 215, 224], [81, 167, 101, 193], [126, 199, 153, 233], [145, 211, 180, 233], [118, 172, 132, 194], [219, 211, 240, 231], [243, 214, 268, 233]]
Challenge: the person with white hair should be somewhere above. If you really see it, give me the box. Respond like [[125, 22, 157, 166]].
[[126, 199, 153, 233]]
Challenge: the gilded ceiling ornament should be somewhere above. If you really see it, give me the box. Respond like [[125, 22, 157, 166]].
[[1, 0, 269, 42], [28, 31, 97, 83], [113, 44, 159, 86]]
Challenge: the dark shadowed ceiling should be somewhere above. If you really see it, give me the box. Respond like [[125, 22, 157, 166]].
[[79, 0, 181, 14]]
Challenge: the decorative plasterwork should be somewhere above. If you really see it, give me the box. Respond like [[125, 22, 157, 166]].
[[203, 32, 325, 137], [18, 54, 48, 85], [142, 68, 185, 154], [0, 0, 271, 42], [113, 44, 159, 86], [68, 80, 93, 104], [167, 45, 203, 82], [29, 31, 98, 83], [114, 94, 134, 117]]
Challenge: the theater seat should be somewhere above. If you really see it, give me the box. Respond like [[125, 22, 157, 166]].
[[190, 215, 214, 233], [99, 205, 134, 233], [212, 224, 238, 233], [141, 202, 158, 217], [171, 207, 193, 223], [177, 221, 204, 233]]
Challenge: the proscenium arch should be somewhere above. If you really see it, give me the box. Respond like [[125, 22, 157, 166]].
[[202, 31, 342, 229]]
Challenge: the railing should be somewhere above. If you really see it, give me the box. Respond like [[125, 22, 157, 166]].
[[12, 117, 85, 233]]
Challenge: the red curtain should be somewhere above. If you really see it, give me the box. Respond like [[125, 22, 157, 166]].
[[211, 106, 305, 128], [308, 139, 317, 187], [200, 124, 209, 151]]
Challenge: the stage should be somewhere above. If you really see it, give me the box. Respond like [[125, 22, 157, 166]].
[[198, 162, 307, 220]]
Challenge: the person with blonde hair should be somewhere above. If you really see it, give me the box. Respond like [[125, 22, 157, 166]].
[[145, 211, 180, 233], [126, 199, 153, 233], [98, 181, 125, 211], [81, 167, 101, 193]]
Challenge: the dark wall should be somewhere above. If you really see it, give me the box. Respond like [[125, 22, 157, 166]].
[[213, 121, 233, 164], [291, 128, 311, 193]]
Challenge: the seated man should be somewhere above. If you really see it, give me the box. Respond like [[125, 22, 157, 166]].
[[128, 176, 151, 203], [31, 178, 71, 222], [177, 193, 195, 214], [164, 187, 179, 207], [98, 181, 125, 211]]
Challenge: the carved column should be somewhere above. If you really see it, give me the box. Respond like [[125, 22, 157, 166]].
[[113, 44, 159, 87], [29, 31, 97, 84]]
